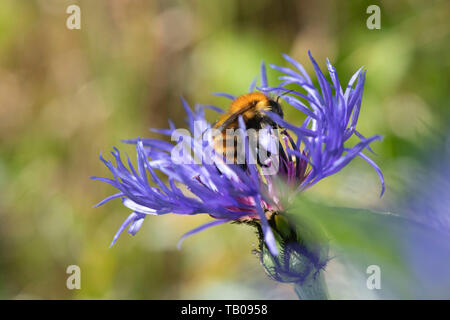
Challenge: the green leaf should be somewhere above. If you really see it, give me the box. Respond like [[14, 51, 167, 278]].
[[287, 195, 450, 299]]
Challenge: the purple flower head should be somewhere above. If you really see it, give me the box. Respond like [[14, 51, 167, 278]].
[[92, 63, 281, 255], [92, 52, 384, 257]]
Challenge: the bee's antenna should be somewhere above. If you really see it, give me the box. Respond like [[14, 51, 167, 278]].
[[276, 89, 294, 103]]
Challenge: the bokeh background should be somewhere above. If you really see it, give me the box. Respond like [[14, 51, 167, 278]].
[[0, 0, 448, 299]]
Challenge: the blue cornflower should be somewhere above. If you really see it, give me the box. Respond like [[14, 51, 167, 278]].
[[92, 99, 280, 254], [92, 52, 383, 258]]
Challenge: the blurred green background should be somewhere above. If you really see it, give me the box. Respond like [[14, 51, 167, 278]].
[[0, 0, 448, 299]]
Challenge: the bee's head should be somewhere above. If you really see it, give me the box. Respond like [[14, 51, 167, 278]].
[[269, 90, 296, 119], [268, 99, 283, 119]]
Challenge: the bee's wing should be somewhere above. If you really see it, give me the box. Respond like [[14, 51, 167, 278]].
[[214, 105, 254, 132]]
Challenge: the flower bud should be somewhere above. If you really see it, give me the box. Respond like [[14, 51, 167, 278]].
[[255, 213, 330, 299]]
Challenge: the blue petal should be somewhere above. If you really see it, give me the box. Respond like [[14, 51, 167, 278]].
[[260, 61, 268, 88], [110, 212, 139, 247], [177, 219, 229, 250], [213, 92, 236, 100], [93, 192, 124, 207], [357, 151, 385, 197]]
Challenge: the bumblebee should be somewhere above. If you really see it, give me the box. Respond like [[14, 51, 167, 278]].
[[213, 92, 284, 164]]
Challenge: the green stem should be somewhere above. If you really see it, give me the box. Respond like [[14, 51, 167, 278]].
[[294, 272, 329, 300]]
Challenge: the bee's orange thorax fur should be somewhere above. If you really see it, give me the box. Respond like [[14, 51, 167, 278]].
[[215, 92, 271, 129]]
